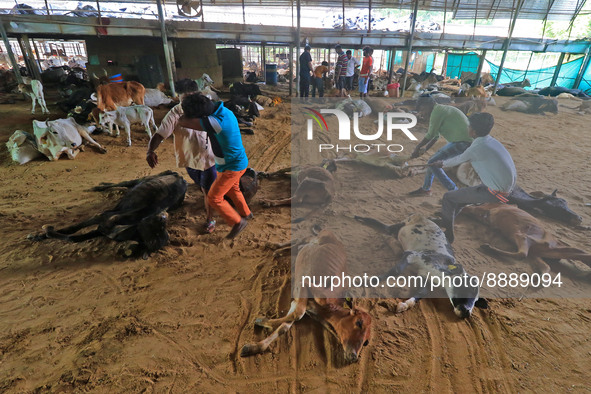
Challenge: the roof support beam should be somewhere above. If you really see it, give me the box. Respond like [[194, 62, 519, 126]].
[[401, 0, 419, 95], [156, 0, 176, 97], [550, 52, 565, 87], [388, 48, 396, 83], [0, 20, 23, 84], [475, 49, 487, 85], [20, 35, 42, 81], [368, 0, 372, 32], [492, 0, 524, 94], [296, 0, 301, 97], [573, 46, 591, 89]]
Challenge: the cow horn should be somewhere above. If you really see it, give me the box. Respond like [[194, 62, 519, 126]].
[[102, 68, 108, 77], [92, 73, 98, 80], [551, 189, 558, 197]]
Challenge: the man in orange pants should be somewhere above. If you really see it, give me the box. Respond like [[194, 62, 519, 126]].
[[179, 94, 252, 239]]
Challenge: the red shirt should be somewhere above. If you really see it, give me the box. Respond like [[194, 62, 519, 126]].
[[360, 56, 373, 77]]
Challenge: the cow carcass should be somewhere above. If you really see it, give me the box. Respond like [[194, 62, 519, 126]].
[[508, 185, 582, 226], [143, 88, 174, 107], [33, 118, 106, 160], [96, 81, 146, 111], [98, 105, 157, 146], [501, 96, 558, 114], [6, 130, 43, 165], [28, 171, 188, 258]]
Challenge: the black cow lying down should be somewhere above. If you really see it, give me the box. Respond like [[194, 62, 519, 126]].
[[28, 171, 187, 258]]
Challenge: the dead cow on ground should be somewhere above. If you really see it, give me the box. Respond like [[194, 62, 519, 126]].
[[355, 214, 488, 318], [501, 95, 558, 114], [508, 185, 582, 226], [261, 160, 337, 207], [241, 230, 372, 363], [463, 203, 591, 274], [28, 171, 187, 258]]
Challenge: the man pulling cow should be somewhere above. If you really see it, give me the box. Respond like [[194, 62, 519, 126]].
[[408, 97, 473, 196], [178, 93, 253, 239], [146, 79, 218, 233], [430, 112, 517, 243]]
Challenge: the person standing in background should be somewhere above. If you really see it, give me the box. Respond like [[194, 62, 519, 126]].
[[311, 61, 329, 98], [345, 50, 360, 92], [299, 45, 313, 98], [358, 46, 374, 98], [334, 45, 348, 97]]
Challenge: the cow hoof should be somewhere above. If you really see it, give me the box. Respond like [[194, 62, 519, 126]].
[[240, 343, 262, 357], [254, 317, 273, 328]]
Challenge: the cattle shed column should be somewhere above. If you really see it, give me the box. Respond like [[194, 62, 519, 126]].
[[0, 21, 23, 84], [401, 0, 419, 95], [20, 35, 42, 81], [156, 0, 176, 97], [492, 0, 524, 94]]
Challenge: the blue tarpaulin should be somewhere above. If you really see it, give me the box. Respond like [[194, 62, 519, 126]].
[[446, 52, 480, 78], [487, 57, 584, 89]]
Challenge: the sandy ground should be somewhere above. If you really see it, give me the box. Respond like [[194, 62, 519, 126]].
[[1, 88, 591, 393]]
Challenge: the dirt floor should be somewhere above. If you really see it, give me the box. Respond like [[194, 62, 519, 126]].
[[1, 87, 591, 393]]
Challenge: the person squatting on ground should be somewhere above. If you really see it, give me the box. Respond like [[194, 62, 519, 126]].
[[178, 93, 253, 239], [311, 61, 328, 98], [334, 45, 349, 97], [358, 46, 373, 98], [146, 79, 218, 233], [431, 112, 517, 243], [408, 97, 473, 196], [299, 45, 313, 98], [345, 50, 360, 92]]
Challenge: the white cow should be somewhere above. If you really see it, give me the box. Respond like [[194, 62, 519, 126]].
[[33, 118, 105, 161], [144, 88, 174, 107], [18, 79, 49, 114], [98, 105, 157, 147], [195, 73, 219, 101], [6, 130, 43, 164]]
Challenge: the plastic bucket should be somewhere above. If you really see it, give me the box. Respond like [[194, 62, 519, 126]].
[[265, 64, 278, 85], [387, 83, 400, 97]]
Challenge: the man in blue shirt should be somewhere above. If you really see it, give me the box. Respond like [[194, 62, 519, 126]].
[[179, 94, 252, 239]]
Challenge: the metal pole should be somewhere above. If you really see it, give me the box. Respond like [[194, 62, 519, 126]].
[[522, 51, 534, 81], [342, 0, 345, 31], [401, 0, 419, 95], [156, 0, 176, 96], [368, 0, 372, 32], [21, 35, 42, 81], [289, 44, 293, 96], [388, 49, 396, 83], [550, 52, 565, 87], [441, 51, 448, 76], [296, 0, 301, 97], [0, 20, 23, 84], [474, 49, 487, 85], [261, 41, 266, 80], [573, 46, 591, 89], [492, 0, 524, 94]]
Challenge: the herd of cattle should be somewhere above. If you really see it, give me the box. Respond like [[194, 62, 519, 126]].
[[3, 67, 277, 164], [6, 66, 591, 364], [371, 69, 591, 115]]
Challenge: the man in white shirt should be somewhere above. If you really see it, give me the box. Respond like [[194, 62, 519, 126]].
[[345, 50, 360, 92], [430, 112, 517, 243], [146, 79, 218, 233]]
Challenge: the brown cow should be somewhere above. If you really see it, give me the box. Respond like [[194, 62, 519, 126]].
[[462, 203, 591, 273], [241, 230, 372, 363], [96, 81, 146, 112]]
